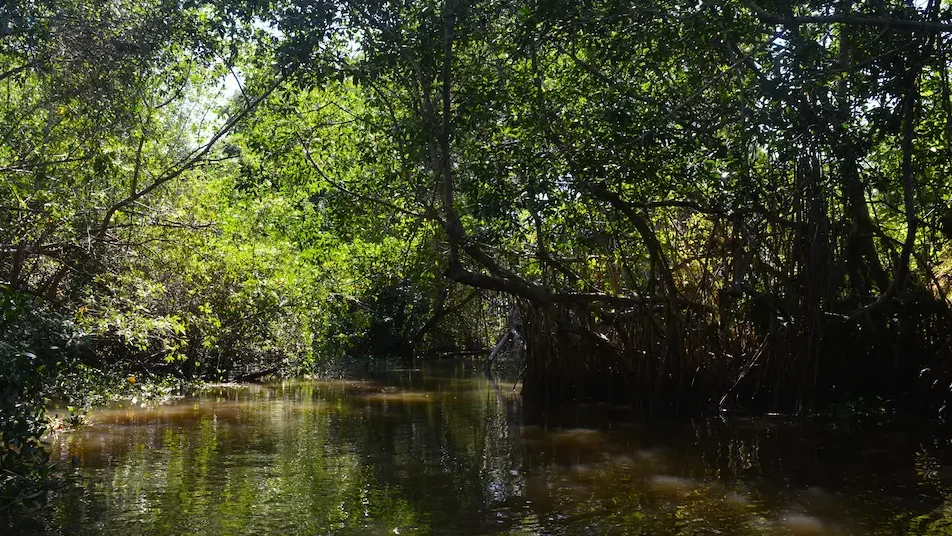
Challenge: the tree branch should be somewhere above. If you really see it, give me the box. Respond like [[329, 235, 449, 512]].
[[94, 72, 289, 240]]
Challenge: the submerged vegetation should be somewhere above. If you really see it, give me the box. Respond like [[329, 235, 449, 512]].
[[5, 0, 952, 511]]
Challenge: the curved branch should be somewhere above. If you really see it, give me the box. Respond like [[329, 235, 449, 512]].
[[95, 73, 289, 239]]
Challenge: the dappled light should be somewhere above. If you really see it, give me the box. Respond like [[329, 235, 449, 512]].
[[17, 364, 952, 535], [6, 0, 952, 531]]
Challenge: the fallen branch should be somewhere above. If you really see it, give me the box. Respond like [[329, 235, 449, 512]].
[[235, 367, 280, 383]]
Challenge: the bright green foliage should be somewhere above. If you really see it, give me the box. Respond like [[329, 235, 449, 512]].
[[73, 171, 328, 377], [7, 0, 952, 509], [0, 0, 315, 505], [231, 79, 488, 358], [234, 0, 952, 411]]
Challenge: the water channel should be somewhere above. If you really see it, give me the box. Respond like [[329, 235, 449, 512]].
[[13, 360, 952, 534]]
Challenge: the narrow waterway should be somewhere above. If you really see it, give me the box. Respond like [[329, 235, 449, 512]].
[[16, 361, 952, 534]]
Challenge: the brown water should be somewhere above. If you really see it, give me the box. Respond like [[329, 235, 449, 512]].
[[13, 361, 952, 535]]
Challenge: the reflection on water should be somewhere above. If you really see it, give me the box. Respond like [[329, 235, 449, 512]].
[[9, 361, 952, 534]]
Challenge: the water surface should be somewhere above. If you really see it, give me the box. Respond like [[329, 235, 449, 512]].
[[14, 361, 952, 534]]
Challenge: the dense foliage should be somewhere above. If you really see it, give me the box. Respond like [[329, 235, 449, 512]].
[[5, 0, 952, 506], [228, 0, 952, 413]]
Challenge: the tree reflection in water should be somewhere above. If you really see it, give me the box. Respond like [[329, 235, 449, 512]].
[[15, 361, 952, 535]]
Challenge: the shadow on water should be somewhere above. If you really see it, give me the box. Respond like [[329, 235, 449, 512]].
[[9, 360, 952, 535]]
